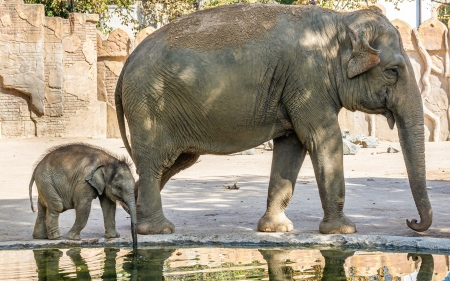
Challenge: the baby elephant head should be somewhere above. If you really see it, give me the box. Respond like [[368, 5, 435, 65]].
[[86, 161, 137, 249]]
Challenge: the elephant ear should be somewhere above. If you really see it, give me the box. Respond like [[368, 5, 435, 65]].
[[347, 27, 382, 78], [86, 165, 105, 195]]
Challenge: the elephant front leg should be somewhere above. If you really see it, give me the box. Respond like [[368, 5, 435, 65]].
[[136, 171, 175, 234], [67, 199, 92, 240], [99, 195, 120, 239], [308, 122, 356, 234], [258, 133, 306, 232]]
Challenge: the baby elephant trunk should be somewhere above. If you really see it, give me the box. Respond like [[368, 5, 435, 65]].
[[124, 197, 138, 249]]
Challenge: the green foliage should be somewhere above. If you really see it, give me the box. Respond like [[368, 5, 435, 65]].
[[203, 0, 276, 9], [25, 0, 409, 37], [292, 0, 378, 11], [277, 0, 296, 4], [24, 0, 72, 17], [24, 0, 139, 34], [437, 4, 450, 26], [139, 0, 197, 28]]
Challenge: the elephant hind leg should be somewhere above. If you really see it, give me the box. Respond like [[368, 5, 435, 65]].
[[258, 133, 307, 232], [160, 153, 200, 190], [133, 150, 180, 234], [33, 198, 48, 239]]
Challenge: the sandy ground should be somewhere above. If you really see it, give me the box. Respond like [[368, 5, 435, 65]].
[[1, 137, 449, 249]]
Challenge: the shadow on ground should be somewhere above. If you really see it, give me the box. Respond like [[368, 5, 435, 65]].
[[5, 175, 450, 243]]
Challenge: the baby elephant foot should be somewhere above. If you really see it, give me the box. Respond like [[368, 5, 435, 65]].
[[319, 214, 356, 234], [66, 230, 81, 240], [33, 226, 48, 239], [258, 212, 294, 232], [47, 229, 62, 240], [137, 217, 175, 235], [104, 230, 120, 239]]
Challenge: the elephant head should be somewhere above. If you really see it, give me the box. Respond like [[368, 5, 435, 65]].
[[340, 11, 432, 231], [87, 162, 138, 248]]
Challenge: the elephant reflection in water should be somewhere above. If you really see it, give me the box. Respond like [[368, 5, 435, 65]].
[[408, 253, 434, 281], [122, 248, 174, 281], [33, 248, 435, 280], [259, 250, 435, 281], [33, 249, 63, 280], [33, 247, 120, 281], [32, 247, 178, 281], [259, 249, 354, 281], [34, 248, 92, 280]]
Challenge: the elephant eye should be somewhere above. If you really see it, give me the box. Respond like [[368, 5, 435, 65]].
[[117, 186, 123, 192], [385, 67, 399, 78]]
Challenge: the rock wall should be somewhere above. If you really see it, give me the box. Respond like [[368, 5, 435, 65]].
[[0, 0, 449, 141], [0, 0, 105, 138], [97, 26, 154, 138]]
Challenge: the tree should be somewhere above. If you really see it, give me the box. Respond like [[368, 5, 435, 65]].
[[202, 0, 278, 9], [138, 0, 197, 29], [293, 0, 407, 11], [435, 2, 450, 26], [137, 0, 282, 30], [138, 0, 399, 29], [24, 0, 139, 34], [25, 0, 406, 36], [292, 0, 376, 11]]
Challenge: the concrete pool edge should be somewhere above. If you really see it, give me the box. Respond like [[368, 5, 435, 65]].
[[1, 233, 449, 253]]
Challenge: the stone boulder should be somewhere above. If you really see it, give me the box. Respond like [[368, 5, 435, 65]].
[[361, 136, 379, 148], [343, 139, 360, 155]]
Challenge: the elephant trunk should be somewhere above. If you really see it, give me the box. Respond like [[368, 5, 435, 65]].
[[124, 196, 138, 249], [391, 75, 432, 232]]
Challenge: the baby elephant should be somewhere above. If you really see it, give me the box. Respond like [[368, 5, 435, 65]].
[[29, 143, 137, 248]]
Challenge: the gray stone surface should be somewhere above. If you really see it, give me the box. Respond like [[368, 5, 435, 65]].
[[387, 145, 401, 153], [343, 139, 360, 155], [361, 136, 379, 148], [1, 138, 449, 251]]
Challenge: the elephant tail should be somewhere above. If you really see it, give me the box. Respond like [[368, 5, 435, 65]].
[[115, 70, 133, 160], [29, 168, 36, 212]]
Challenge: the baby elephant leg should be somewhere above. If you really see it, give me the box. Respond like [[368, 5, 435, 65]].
[[67, 198, 92, 240], [99, 195, 120, 239], [44, 197, 64, 240], [46, 209, 62, 240], [33, 199, 48, 239]]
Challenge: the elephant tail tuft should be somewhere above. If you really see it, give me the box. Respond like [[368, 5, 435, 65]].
[[29, 169, 36, 212]]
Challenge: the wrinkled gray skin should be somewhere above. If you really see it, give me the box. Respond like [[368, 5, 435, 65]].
[[116, 4, 432, 235], [29, 144, 137, 247]]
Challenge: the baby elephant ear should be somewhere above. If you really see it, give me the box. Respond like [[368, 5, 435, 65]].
[[86, 165, 105, 195], [347, 28, 382, 78]]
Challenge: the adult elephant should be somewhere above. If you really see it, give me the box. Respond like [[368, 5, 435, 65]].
[[115, 4, 432, 235]]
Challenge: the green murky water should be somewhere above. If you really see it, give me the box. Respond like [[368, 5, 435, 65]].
[[0, 247, 448, 280]]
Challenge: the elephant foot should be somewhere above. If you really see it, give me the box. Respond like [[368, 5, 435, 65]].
[[47, 229, 62, 240], [137, 217, 175, 235], [319, 215, 356, 234], [33, 225, 48, 239], [104, 230, 120, 239], [66, 230, 81, 240], [257, 212, 294, 232]]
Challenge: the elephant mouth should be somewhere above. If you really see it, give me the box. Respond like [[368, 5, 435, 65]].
[[383, 109, 395, 129]]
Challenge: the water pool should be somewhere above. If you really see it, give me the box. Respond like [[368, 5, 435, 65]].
[[0, 246, 448, 280]]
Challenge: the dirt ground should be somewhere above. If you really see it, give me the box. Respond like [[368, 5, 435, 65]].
[[0, 137, 449, 247]]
